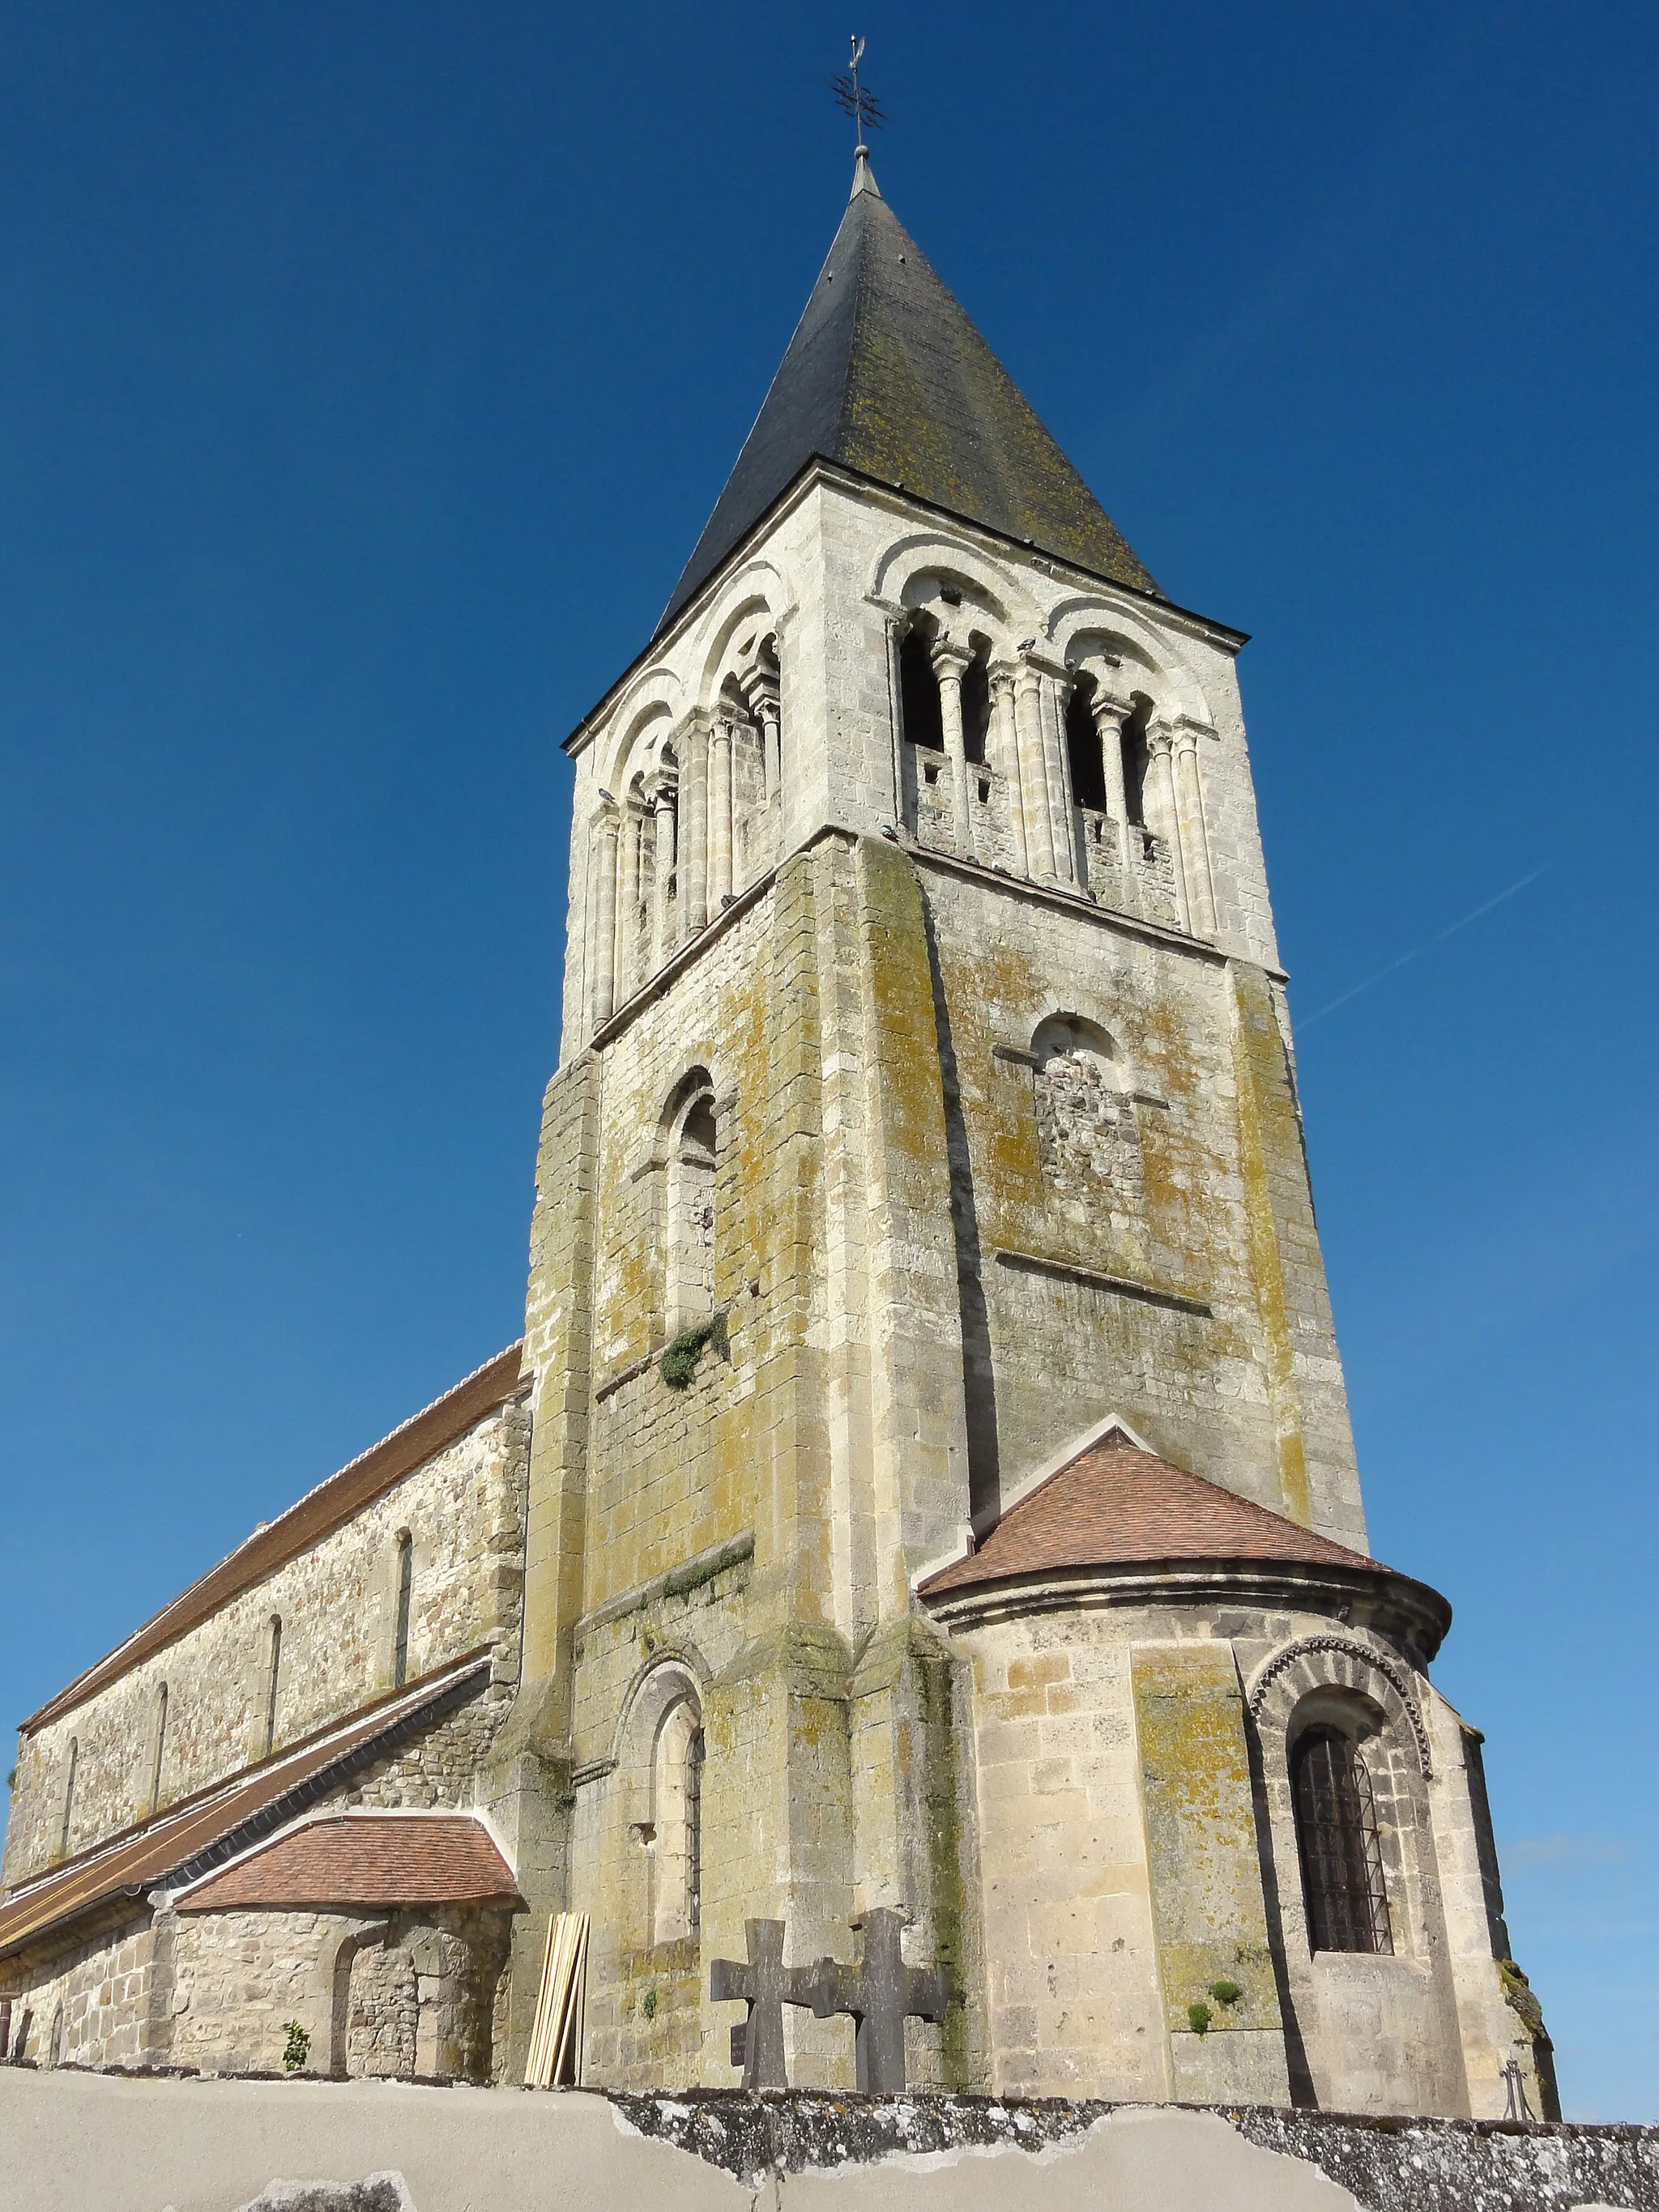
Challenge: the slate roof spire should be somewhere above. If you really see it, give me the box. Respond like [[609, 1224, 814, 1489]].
[[659, 167, 1158, 632]]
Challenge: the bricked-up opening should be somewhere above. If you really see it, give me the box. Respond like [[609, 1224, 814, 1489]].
[[899, 626, 945, 751], [1065, 679, 1108, 810], [1293, 1726, 1393, 1954], [961, 651, 992, 765], [393, 1533, 414, 1689], [48, 2001, 63, 2068], [666, 1080, 718, 1338], [263, 1616, 282, 1758], [652, 1695, 705, 1945], [57, 1738, 76, 1860], [147, 1681, 168, 1816]]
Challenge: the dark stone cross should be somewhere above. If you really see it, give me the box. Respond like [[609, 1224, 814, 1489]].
[[810, 1906, 952, 2093], [709, 1917, 822, 2090]]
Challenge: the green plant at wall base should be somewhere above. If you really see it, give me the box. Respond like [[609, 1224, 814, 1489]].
[[281, 2020, 310, 2073], [1209, 1979, 1243, 2006], [642, 1987, 658, 2022], [660, 1313, 728, 1390], [1187, 2001, 1212, 2035]]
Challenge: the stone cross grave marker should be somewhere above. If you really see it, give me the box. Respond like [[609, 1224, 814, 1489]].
[[709, 1917, 823, 2090], [810, 1907, 951, 2093]]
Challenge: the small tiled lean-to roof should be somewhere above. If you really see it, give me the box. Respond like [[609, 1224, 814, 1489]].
[[659, 155, 1157, 633], [0, 1652, 491, 1963], [919, 1426, 1427, 1600], [177, 1813, 520, 1913]]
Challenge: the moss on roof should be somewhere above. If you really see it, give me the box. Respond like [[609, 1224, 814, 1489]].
[[660, 161, 1157, 631]]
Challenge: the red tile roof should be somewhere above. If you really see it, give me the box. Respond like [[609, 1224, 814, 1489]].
[[919, 1426, 1401, 1599], [0, 1652, 490, 1963], [177, 1813, 520, 1912]]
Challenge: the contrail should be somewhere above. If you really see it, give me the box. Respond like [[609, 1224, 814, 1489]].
[[1298, 863, 1553, 1031]]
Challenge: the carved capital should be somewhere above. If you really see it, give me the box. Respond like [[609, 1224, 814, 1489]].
[[738, 665, 780, 721], [1089, 689, 1135, 735], [1144, 718, 1175, 761], [928, 635, 973, 682]]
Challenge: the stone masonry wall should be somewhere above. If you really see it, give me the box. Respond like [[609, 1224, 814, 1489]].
[[5, 1402, 529, 1891], [914, 857, 1365, 1549]]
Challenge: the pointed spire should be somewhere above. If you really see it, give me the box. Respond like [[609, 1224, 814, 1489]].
[[659, 180, 1157, 633]]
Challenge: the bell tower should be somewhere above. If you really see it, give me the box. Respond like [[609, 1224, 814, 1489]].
[[485, 151, 1550, 2121]]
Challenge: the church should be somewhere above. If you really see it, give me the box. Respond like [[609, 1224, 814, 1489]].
[[0, 147, 1556, 2120]]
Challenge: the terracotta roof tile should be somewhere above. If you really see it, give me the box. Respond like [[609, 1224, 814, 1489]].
[[919, 1427, 1388, 1599], [177, 1814, 519, 1912], [0, 1652, 490, 1962]]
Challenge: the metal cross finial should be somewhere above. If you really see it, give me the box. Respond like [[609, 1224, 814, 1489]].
[[1501, 2056, 1537, 2122], [828, 34, 885, 157]]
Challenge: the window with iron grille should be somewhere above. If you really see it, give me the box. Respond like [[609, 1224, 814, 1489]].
[[685, 1724, 704, 1936], [1291, 1725, 1392, 1954]]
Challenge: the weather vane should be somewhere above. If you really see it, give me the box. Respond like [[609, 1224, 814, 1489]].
[[828, 34, 885, 156]]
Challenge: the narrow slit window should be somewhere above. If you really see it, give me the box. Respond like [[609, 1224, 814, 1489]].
[[58, 1738, 78, 1859], [148, 1681, 168, 1815], [1292, 1725, 1392, 1954], [263, 1617, 282, 1757], [394, 1534, 413, 1689], [686, 1724, 705, 1935]]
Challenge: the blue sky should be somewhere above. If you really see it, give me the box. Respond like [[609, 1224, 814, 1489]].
[[2, 1, 1655, 2119]]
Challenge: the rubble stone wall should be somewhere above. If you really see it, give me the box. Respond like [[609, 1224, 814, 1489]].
[[4, 1403, 529, 1890]]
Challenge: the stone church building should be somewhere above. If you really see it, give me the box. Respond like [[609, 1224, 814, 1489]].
[[1, 151, 1555, 2120]]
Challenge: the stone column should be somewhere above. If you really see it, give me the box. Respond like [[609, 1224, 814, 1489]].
[[1041, 676, 1077, 885], [680, 714, 710, 940], [710, 717, 735, 909], [989, 660, 1026, 875], [1013, 659, 1057, 879], [614, 794, 641, 999], [1090, 690, 1137, 908], [930, 636, 974, 857], [1172, 721, 1218, 936], [1146, 719, 1190, 929], [741, 668, 781, 808], [647, 772, 676, 972], [588, 799, 620, 1029]]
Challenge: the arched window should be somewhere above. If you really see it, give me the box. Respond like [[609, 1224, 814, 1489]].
[[147, 1681, 168, 1816], [960, 651, 992, 766], [1292, 1725, 1392, 1954], [263, 1616, 283, 1757], [898, 626, 945, 751], [48, 2002, 64, 2068], [58, 1738, 78, 1859], [393, 1533, 414, 1689], [652, 1695, 706, 1945], [665, 1078, 718, 1337], [1064, 680, 1108, 811]]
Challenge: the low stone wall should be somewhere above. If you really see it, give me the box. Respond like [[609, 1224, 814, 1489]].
[[2, 2069, 1655, 2212], [616, 2089, 1659, 2210]]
